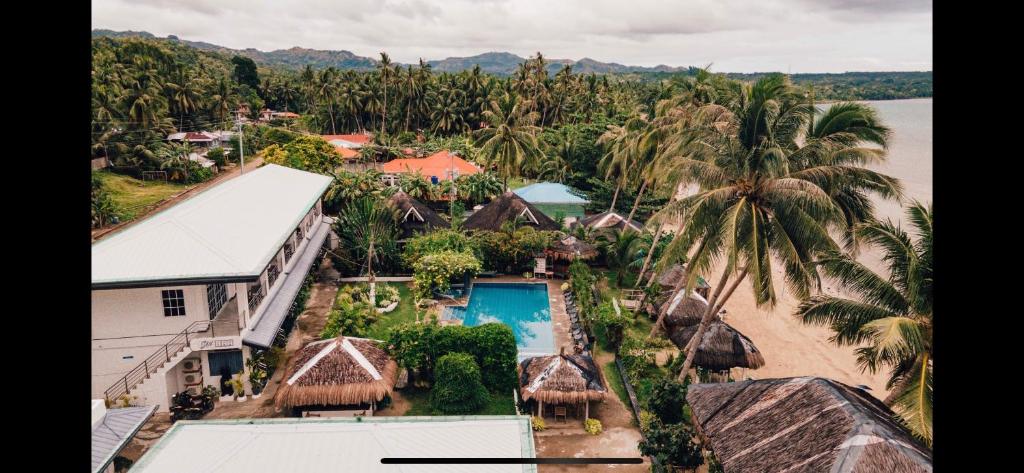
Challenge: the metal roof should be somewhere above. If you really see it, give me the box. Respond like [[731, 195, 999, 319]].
[[130, 416, 537, 473], [92, 164, 333, 288], [513, 182, 589, 204], [91, 403, 157, 473], [243, 217, 333, 348]]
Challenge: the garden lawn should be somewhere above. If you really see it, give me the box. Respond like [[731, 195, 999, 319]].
[[401, 388, 516, 416], [96, 171, 189, 220], [603, 360, 632, 415], [364, 283, 418, 340]]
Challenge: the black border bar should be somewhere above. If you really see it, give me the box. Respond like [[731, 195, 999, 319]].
[[381, 458, 644, 464]]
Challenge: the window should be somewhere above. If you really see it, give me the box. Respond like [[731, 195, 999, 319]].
[[206, 284, 227, 319], [161, 289, 186, 317], [208, 350, 244, 378], [248, 282, 265, 313]]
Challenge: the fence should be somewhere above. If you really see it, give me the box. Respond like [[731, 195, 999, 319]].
[[615, 356, 662, 469]]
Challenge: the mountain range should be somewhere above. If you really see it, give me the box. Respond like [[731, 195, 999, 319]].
[[92, 29, 691, 76]]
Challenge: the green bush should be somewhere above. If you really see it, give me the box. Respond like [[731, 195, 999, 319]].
[[472, 228, 557, 273], [402, 230, 481, 269], [411, 250, 481, 301], [430, 353, 488, 414], [584, 418, 603, 435], [531, 416, 546, 431], [386, 322, 518, 392], [185, 165, 214, 184], [207, 147, 226, 167], [646, 378, 687, 425], [595, 301, 629, 352], [620, 334, 660, 381], [638, 421, 704, 471]]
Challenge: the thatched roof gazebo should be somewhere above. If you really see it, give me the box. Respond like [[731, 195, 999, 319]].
[[651, 263, 710, 300], [667, 318, 765, 372], [686, 377, 933, 473], [463, 191, 561, 232], [387, 190, 450, 240], [519, 352, 607, 420], [545, 236, 598, 261], [275, 336, 398, 415]]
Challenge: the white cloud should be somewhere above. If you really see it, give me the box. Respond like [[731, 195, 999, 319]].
[[91, 0, 931, 73]]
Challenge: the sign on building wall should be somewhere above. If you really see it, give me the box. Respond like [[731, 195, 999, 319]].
[[190, 336, 242, 352]]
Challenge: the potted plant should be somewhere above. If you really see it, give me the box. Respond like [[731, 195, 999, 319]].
[[247, 360, 267, 399], [228, 372, 246, 401]]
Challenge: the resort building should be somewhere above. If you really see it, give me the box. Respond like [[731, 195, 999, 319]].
[[387, 190, 450, 240], [571, 210, 643, 233], [381, 150, 481, 185], [322, 133, 372, 160], [463, 191, 561, 232], [686, 377, 933, 472], [129, 416, 537, 473], [91, 164, 335, 412], [91, 400, 157, 473], [275, 336, 398, 417], [513, 182, 590, 222]]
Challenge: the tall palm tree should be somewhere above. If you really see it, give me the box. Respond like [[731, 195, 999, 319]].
[[796, 202, 932, 445], [472, 93, 542, 190], [643, 75, 902, 385], [378, 52, 393, 136], [333, 197, 401, 303]]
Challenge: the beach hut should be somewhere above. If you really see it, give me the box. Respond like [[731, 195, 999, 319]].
[[513, 182, 589, 222], [386, 190, 450, 240], [572, 210, 644, 233], [519, 351, 607, 421], [463, 191, 561, 232], [666, 315, 765, 376], [275, 336, 398, 417], [686, 377, 933, 473], [653, 263, 711, 300], [544, 236, 598, 278], [659, 292, 711, 328]]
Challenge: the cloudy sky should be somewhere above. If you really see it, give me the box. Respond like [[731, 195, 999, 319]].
[[92, 0, 931, 73]]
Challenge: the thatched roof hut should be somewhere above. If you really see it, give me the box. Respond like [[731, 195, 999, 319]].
[[463, 191, 561, 232], [387, 190, 450, 239], [573, 211, 643, 232], [545, 236, 598, 261], [275, 336, 398, 410], [519, 353, 607, 404], [686, 377, 933, 473], [659, 292, 711, 328], [667, 318, 765, 371]]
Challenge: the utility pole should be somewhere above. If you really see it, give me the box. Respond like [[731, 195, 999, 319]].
[[235, 111, 245, 175]]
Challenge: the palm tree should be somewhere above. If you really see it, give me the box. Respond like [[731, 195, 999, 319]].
[[597, 228, 643, 287], [643, 75, 902, 385], [472, 93, 542, 190], [333, 197, 401, 304], [378, 52, 393, 136], [796, 202, 932, 445]]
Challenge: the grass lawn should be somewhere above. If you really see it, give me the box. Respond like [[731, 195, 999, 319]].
[[96, 171, 189, 220], [603, 360, 633, 415], [364, 283, 419, 340], [401, 388, 517, 416]]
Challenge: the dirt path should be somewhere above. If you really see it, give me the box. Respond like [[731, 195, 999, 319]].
[[92, 157, 265, 242]]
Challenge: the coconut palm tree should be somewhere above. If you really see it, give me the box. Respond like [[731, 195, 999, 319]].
[[644, 75, 902, 385], [597, 228, 643, 287], [472, 93, 542, 190], [378, 52, 393, 136], [796, 201, 932, 445], [333, 197, 401, 303]]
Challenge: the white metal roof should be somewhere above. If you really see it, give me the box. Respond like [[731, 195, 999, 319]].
[[92, 164, 333, 287], [131, 416, 536, 473]]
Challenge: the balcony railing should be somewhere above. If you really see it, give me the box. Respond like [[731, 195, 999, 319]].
[[268, 264, 280, 288], [284, 243, 294, 263], [248, 284, 265, 313]]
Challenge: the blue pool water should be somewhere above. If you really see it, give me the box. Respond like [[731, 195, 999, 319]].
[[446, 283, 553, 359]]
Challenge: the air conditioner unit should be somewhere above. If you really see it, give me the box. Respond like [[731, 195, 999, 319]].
[[183, 372, 203, 385], [181, 358, 201, 373]]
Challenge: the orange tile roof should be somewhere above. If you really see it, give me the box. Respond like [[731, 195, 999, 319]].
[[381, 151, 481, 181], [321, 134, 372, 146], [334, 147, 359, 159]]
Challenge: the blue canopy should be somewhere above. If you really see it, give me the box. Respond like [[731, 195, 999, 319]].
[[513, 182, 589, 204]]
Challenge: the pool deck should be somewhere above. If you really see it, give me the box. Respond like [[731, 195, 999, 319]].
[[472, 276, 573, 355]]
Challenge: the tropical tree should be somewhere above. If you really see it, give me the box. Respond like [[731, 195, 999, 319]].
[[332, 197, 402, 303], [795, 202, 932, 445], [473, 93, 542, 190], [596, 228, 643, 287], [643, 75, 902, 385]]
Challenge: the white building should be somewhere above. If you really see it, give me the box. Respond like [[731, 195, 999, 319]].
[[130, 416, 537, 473], [92, 400, 157, 473], [91, 164, 335, 411]]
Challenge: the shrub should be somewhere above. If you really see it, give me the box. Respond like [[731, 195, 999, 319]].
[[412, 250, 481, 301], [402, 230, 480, 269], [207, 147, 226, 167], [386, 322, 518, 392], [638, 422, 704, 471], [620, 334, 660, 381], [469, 323, 519, 392], [531, 416, 546, 431], [646, 378, 687, 425], [430, 352, 488, 414], [584, 418, 603, 435], [185, 165, 214, 184], [595, 301, 629, 352]]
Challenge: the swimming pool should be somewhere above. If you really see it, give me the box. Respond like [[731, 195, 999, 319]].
[[444, 283, 554, 359]]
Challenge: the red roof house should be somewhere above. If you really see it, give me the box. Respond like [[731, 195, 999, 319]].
[[381, 151, 481, 181]]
